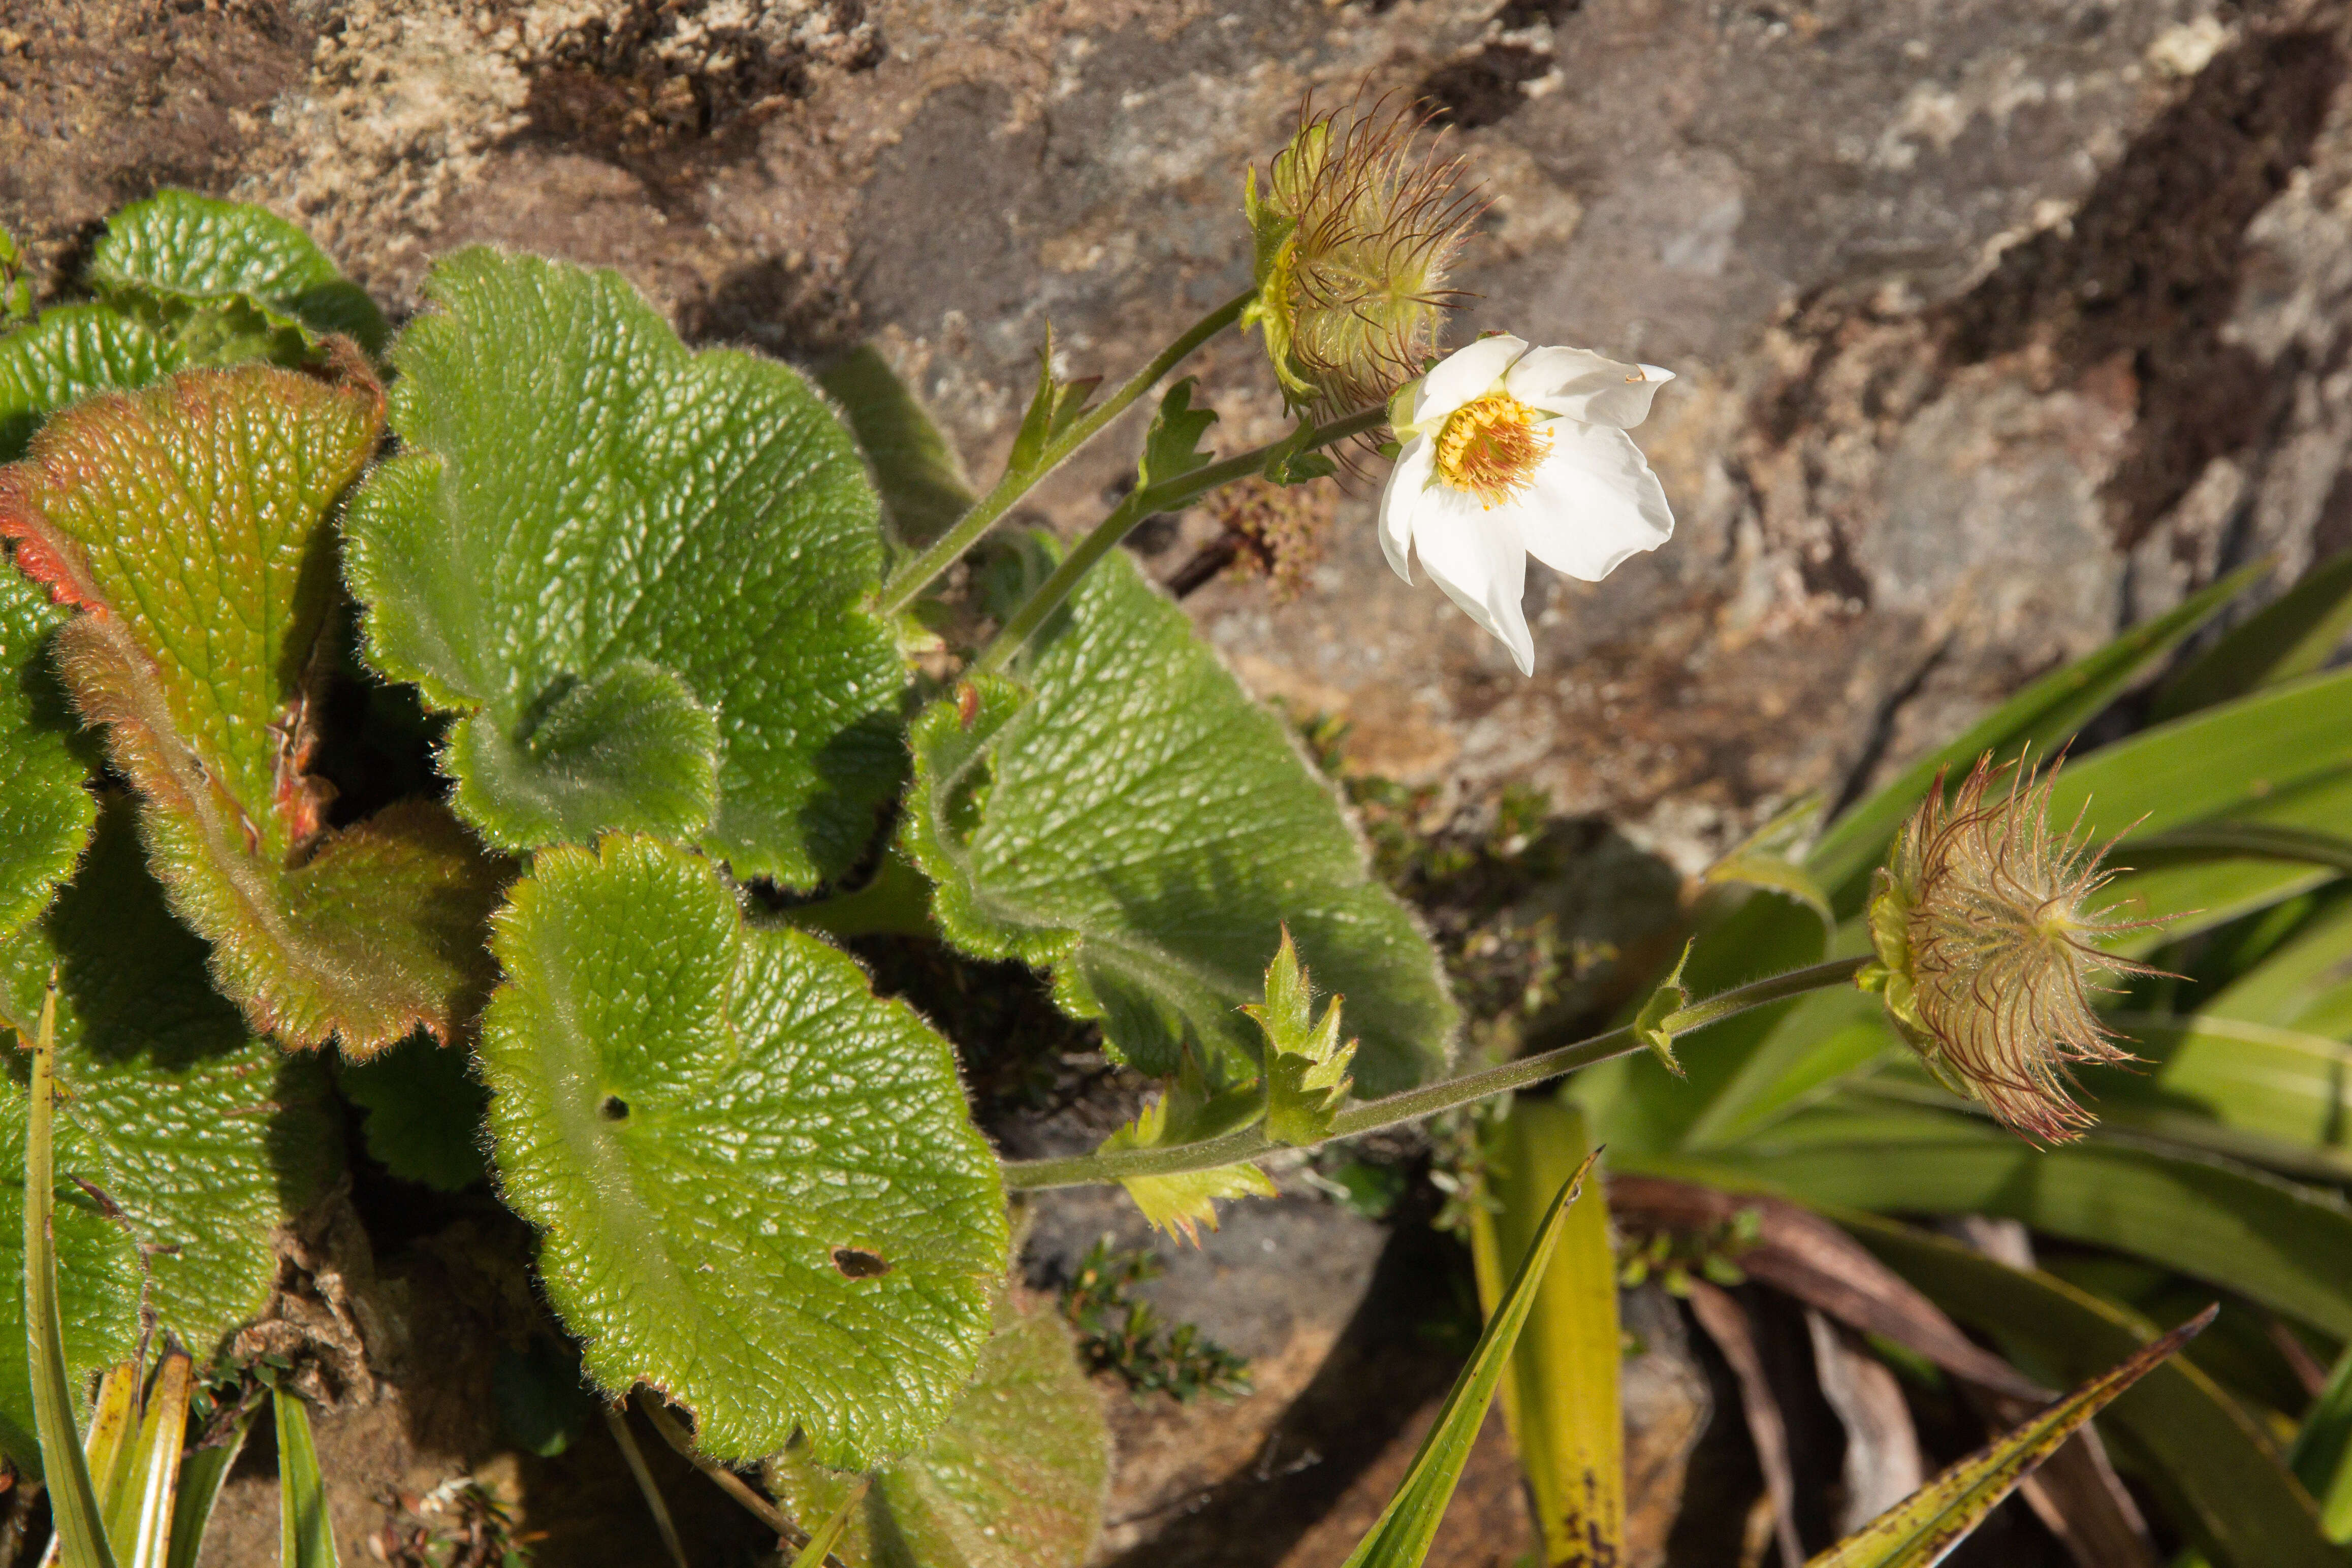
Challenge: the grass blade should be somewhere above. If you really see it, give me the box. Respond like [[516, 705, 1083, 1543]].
[[1806, 561, 2264, 909], [24, 980, 118, 1568], [1805, 1305, 2216, 1567], [116, 1353, 190, 1568], [1342, 1147, 1602, 1568], [602, 1401, 688, 1568], [2153, 551, 2352, 721], [166, 1401, 257, 1568], [2289, 1348, 2352, 1543], [274, 1388, 337, 1568], [1470, 1100, 1621, 1565], [786, 1477, 867, 1568]]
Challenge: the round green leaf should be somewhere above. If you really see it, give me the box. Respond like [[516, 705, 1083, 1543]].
[[344, 249, 907, 884], [769, 1302, 1110, 1568], [87, 189, 389, 357], [480, 836, 1007, 1465]]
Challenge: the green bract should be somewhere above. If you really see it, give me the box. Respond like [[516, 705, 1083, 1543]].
[[769, 1303, 1111, 1568], [904, 537, 1456, 1095], [0, 359, 503, 1052], [479, 836, 1007, 1466], [343, 248, 907, 884]]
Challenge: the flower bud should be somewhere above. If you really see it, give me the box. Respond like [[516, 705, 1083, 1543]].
[[1861, 755, 2152, 1142], [1242, 95, 1483, 419]]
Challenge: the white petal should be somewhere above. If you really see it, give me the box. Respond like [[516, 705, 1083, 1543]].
[[1407, 335, 1528, 428], [1505, 422, 1675, 582], [1510, 347, 1675, 430], [1379, 435, 1434, 583], [1411, 488, 1535, 675]]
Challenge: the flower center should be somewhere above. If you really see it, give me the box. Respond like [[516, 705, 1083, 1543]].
[[1433, 392, 1551, 506]]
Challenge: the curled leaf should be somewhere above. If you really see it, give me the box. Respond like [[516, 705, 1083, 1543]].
[[1633, 939, 1695, 1078]]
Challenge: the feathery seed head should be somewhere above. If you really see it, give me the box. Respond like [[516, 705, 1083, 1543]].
[[1242, 94, 1483, 419], [1861, 754, 2154, 1142]]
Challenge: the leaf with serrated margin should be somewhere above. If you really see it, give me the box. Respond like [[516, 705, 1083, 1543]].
[[479, 835, 1007, 1466], [1135, 378, 1216, 492], [1632, 940, 1694, 1077], [338, 1033, 489, 1193], [1006, 326, 1100, 478], [0, 802, 338, 1358], [902, 540, 1456, 1095], [1099, 1058, 1273, 1242], [343, 249, 906, 883], [0, 359, 504, 1052], [768, 1300, 1111, 1568], [1249, 929, 1355, 1146], [86, 190, 389, 359]]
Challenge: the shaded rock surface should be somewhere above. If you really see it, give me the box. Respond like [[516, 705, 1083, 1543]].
[[8, 0, 2352, 1562]]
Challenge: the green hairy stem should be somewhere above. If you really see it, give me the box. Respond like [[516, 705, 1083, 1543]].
[[877, 290, 1256, 617], [1001, 955, 1873, 1191], [975, 404, 1387, 676]]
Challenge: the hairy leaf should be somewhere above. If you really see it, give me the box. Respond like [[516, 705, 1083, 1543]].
[[817, 345, 976, 548], [1135, 378, 1217, 492], [344, 248, 905, 883], [0, 360, 503, 1051], [1006, 327, 1100, 478], [904, 542, 1456, 1094], [479, 835, 1007, 1466], [338, 1034, 489, 1193], [1250, 930, 1356, 1146], [0, 306, 183, 464], [0, 568, 92, 944], [768, 1302, 1111, 1568], [0, 804, 339, 1354], [87, 190, 388, 358]]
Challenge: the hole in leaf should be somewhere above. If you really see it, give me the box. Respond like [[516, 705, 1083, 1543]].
[[599, 1096, 629, 1122], [831, 1246, 891, 1279]]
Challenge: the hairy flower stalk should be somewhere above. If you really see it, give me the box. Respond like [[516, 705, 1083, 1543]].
[[1863, 755, 2156, 1141], [1243, 95, 1483, 418]]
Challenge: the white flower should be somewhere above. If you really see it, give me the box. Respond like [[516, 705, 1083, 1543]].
[[1379, 335, 1675, 675]]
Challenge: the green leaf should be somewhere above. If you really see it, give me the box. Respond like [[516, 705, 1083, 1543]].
[[0, 567, 93, 945], [86, 190, 388, 358], [816, 345, 976, 548], [767, 1302, 1111, 1568], [1135, 378, 1217, 492], [1097, 1060, 1273, 1243], [24, 982, 124, 1567], [2200, 900, 2352, 1028], [903, 542, 1457, 1095], [1703, 793, 1832, 929], [1840, 1209, 2342, 1568], [2291, 1348, 2352, 1543], [167, 1396, 257, 1568], [1678, 1100, 2352, 1340], [102, 1350, 196, 1566], [1632, 939, 1696, 1077], [338, 1034, 489, 1193], [0, 305, 182, 463], [1805, 1304, 2213, 1567], [1342, 1149, 1602, 1568], [443, 657, 720, 851], [0, 227, 28, 326], [1006, 328, 1100, 478], [2154, 552, 2352, 722], [0, 803, 340, 1355], [479, 835, 1008, 1466], [274, 1390, 339, 1568], [1806, 562, 2266, 910], [790, 1479, 870, 1568], [343, 248, 906, 884], [2093, 1014, 2352, 1174], [0, 361, 504, 1052], [1469, 1100, 1622, 1568], [1250, 930, 1356, 1146]]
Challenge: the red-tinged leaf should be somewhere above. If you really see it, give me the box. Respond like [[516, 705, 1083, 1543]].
[[0, 358, 503, 1052]]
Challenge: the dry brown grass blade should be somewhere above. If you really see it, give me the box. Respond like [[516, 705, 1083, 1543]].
[[1688, 1280, 1805, 1568], [1610, 1176, 2048, 1401]]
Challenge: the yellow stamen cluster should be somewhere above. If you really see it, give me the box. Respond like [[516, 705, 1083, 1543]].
[[1434, 392, 1550, 507]]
